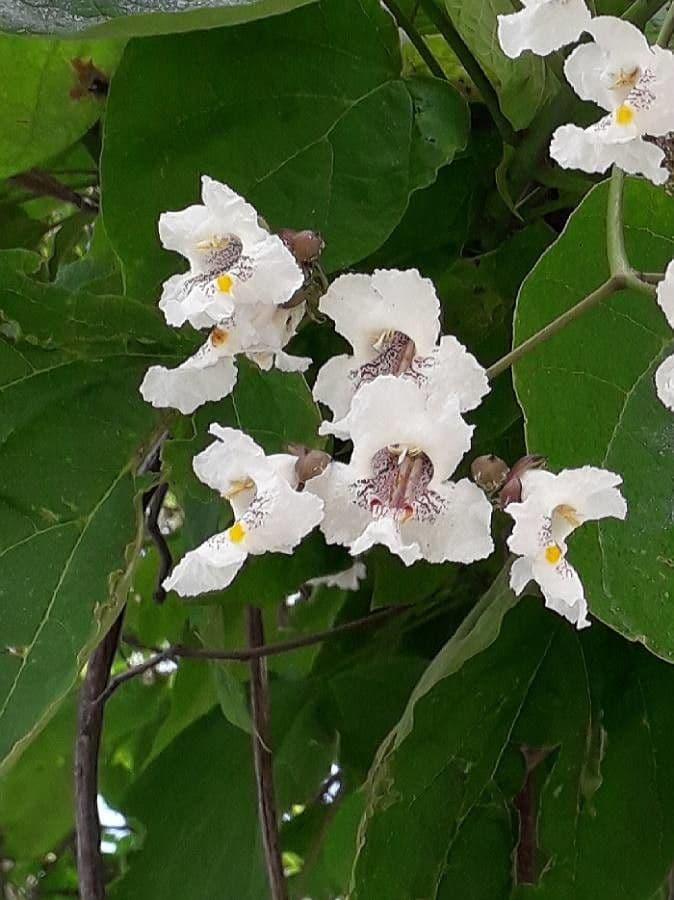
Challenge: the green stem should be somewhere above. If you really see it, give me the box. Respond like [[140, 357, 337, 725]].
[[384, 0, 447, 80], [639, 271, 666, 283], [486, 277, 625, 380], [606, 166, 658, 295], [606, 166, 628, 275], [657, 0, 674, 46], [417, 0, 517, 145]]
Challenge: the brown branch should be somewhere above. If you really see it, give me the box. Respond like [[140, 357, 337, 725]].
[[98, 606, 405, 705], [10, 168, 98, 213], [144, 482, 172, 603], [247, 606, 288, 900], [74, 610, 125, 900]]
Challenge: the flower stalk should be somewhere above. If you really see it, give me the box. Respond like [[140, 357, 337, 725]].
[[417, 0, 517, 145]]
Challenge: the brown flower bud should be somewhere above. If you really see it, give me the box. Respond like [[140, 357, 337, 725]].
[[277, 228, 325, 264], [470, 454, 510, 494], [287, 444, 331, 487], [496, 454, 547, 508]]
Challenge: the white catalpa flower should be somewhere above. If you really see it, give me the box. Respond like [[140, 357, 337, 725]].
[[506, 466, 627, 629], [313, 269, 488, 438], [140, 305, 310, 414], [655, 354, 674, 410], [551, 18, 674, 183], [497, 0, 591, 59], [158, 176, 304, 330], [307, 376, 493, 566], [164, 426, 324, 597], [656, 260, 674, 327]]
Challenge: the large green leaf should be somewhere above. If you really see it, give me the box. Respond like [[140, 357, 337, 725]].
[[513, 178, 674, 659], [441, 0, 553, 130], [0, 251, 185, 772], [0, 0, 314, 37], [111, 710, 268, 900], [0, 34, 122, 180], [101, 0, 469, 295], [352, 599, 674, 899]]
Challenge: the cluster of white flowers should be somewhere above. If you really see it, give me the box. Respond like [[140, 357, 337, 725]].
[[498, 6, 674, 184], [140, 180, 629, 630], [140, 176, 311, 415]]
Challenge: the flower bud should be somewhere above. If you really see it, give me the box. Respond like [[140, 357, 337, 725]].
[[277, 228, 325, 264], [470, 454, 510, 494], [497, 454, 547, 508], [287, 444, 332, 487]]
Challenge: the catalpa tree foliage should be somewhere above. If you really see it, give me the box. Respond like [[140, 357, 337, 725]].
[[2, 1, 674, 898]]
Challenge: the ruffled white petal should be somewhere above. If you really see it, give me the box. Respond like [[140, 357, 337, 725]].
[[314, 355, 360, 436], [319, 269, 440, 358], [236, 236, 304, 307], [510, 555, 534, 595], [424, 335, 490, 413], [242, 475, 323, 555], [163, 533, 247, 597], [655, 354, 674, 411], [550, 122, 669, 184], [531, 557, 590, 629], [656, 261, 674, 329], [307, 463, 373, 549], [350, 517, 422, 566], [497, 0, 590, 59], [193, 425, 266, 495], [341, 376, 473, 483], [139, 342, 238, 414], [402, 479, 494, 564], [200, 176, 267, 246]]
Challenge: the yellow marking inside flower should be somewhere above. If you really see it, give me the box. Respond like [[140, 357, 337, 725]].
[[223, 477, 255, 499], [615, 103, 635, 126], [612, 67, 640, 90], [553, 503, 581, 528], [216, 273, 234, 293], [545, 544, 562, 565], [210, 326, 229, 347], [372, 329, 395, 351], [195, 234, 232, 250], [227, 521, 247, 543]]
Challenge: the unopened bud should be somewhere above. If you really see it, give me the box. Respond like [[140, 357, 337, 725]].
[[287, 444, 331, 487], [496, 454, 547, 508], [277, 228, 325, 264], [471, 454, 509, 494]]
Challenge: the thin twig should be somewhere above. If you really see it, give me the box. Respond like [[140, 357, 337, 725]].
[[247, 607, 288, 900], [383, 0, 447, 80], [417, 0, 517, 145], [10, 168, 98, 213], [486, 276, 625, 379], [97, 606, 405, 705], [74, 610, 125, 900], [144, 482, 172, 603], [638, 271, 666, 284]]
